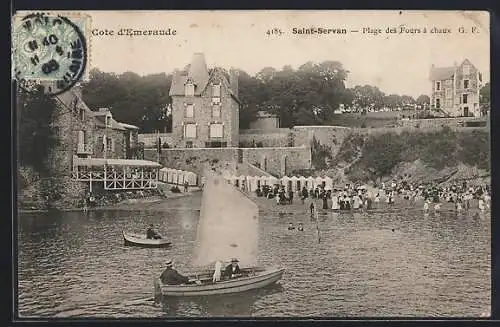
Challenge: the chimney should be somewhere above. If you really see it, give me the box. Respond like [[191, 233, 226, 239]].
[[72, 82, 83, 98], [230, 68, 239, 97]]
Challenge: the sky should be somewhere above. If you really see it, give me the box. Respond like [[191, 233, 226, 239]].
[[59, 10, 489, 98]]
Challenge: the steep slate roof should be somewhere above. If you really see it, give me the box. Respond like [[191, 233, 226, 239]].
[[169, 53, 240, 103], [169, 53, 210, 96], [92, 112, 127, 131], [430, 66, 455, 81]]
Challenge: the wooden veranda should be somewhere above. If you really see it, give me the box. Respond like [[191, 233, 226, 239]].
[[72, 157, 162, 191]]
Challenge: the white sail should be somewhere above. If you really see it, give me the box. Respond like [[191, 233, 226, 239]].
[[192, 169, 259, 268]]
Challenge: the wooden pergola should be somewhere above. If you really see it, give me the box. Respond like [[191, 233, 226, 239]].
[[72, 157, 162, 191]]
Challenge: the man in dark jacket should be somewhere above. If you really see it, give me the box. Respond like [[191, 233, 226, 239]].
[[224, 258, 241, 279], [160, 260, 190, 285], [146, 224, 161, 239]]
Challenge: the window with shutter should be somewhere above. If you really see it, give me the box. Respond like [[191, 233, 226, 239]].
[[185, 83, 194, 96], [209, 123, 223, 138], [212, 105, 221, 118], [186, 104, 194, 118], [184, 124, 197, 138], [213, 84, 221, 97]]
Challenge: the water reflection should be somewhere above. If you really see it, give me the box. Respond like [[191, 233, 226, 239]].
[[17, 194, 490, 317], [161, 284, 284, 317]]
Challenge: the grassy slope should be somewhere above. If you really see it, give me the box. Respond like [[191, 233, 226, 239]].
[[321, 127, 490, 185]]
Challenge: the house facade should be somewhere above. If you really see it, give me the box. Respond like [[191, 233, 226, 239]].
[[47, 84, 140, 176], [169, 53, 240, 148], [430, 59, 483, 117]]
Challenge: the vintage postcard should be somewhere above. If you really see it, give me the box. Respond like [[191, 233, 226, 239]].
[[12, 10, 490, 319]]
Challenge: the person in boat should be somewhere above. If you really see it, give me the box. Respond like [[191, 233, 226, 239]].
[[146, 224, 162, 239], [160, 259, 191, 285], [297, 223, 304, 231], [288, 222, 295, 230], [224, 258, 242, 279]]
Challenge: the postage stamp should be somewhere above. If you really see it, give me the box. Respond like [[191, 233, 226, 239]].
[[12, 10, 491, 320], [12, 12, 90, 95]]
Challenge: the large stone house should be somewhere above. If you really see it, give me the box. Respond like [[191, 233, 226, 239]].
[[47, 83, 140, 176], [169, 53, 240, 148], [430, 59, 483, 117]]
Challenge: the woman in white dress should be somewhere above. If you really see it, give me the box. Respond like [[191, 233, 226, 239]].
[[484, 192, 491, 209], [478, 198, 485, 211], [423, 200, 429, 212], [353, 195, 360, 209], [331, 194, 340, 210]]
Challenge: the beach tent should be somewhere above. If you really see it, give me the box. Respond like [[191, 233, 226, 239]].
[[315, 176, 324, 188], [167, 169, 175, 183], [268, 176, 279, 186], [324, 176, 333, 191], [177, 170, 185, 185], [170, 169, 178, 184], [159, 168, 167, 182], [306, 176, 315, 189], [246, 176, 257, 192], [185, 171, 197, 186], [290, 176, 299, 191], [281, 176, 291, 192], [238, 175, 246, 190], [259, 175, 268, 186], [298, 176, 307, 190]]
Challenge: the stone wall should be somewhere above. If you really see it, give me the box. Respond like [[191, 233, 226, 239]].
[[397, 117, 488, 129], [139, 133, 176, 148], [241, 146, 311, 177], [291, 126, 352, 158], [239, 128, 291, 147], [145, 146, 311, 178], [145, 148, 240, 177]]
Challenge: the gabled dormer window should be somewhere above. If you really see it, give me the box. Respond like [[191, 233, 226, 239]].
[[212, 84, 221, 97], [106, 114, 112, 127], [185, 79, 195, 96], [463, 65, 470, 75], [212, 83, 221, 105]]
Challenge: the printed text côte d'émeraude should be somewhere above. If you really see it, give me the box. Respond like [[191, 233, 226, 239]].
[[91, 28, 177, 37]]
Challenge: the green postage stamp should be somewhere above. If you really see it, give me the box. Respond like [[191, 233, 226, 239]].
[[12, 12, 90, 95]]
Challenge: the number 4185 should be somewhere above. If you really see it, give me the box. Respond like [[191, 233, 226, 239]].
[[266, 28, 283, 36]]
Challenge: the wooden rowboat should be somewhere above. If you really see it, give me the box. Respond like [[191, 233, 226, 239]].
[[123, 231, 171, 248], [155, 267, 285, 297]]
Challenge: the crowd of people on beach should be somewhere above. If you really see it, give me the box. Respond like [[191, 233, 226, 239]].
[[81, 188, 165, 210], [255, 177, 491, 213]]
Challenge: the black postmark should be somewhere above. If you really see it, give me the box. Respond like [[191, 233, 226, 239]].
[[12, 13, 88, 96]]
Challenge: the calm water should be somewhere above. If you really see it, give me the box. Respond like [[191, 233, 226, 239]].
[[17, 194, 490, 318]]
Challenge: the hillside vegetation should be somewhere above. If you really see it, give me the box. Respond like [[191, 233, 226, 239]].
[[319, 127, 490, 185]]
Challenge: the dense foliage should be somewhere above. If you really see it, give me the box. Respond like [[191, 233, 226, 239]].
[[341, 128, 490, 183], [17, 85, 58, 176]]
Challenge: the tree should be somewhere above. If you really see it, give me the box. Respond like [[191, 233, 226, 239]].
[[480, 82, 490, 113], [361, 132, 403, 183], [82, 68, 172, 133], [352, 85, 385, 111], [416, 94, 430, 107], [17, 85, 59, 176]]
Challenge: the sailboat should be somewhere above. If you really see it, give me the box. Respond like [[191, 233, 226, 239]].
[[154, 169, 285, 297]]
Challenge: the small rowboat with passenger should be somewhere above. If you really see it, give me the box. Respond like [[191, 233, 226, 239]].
[[155, 267, 285, 297], [123, 231, 171, 248]]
